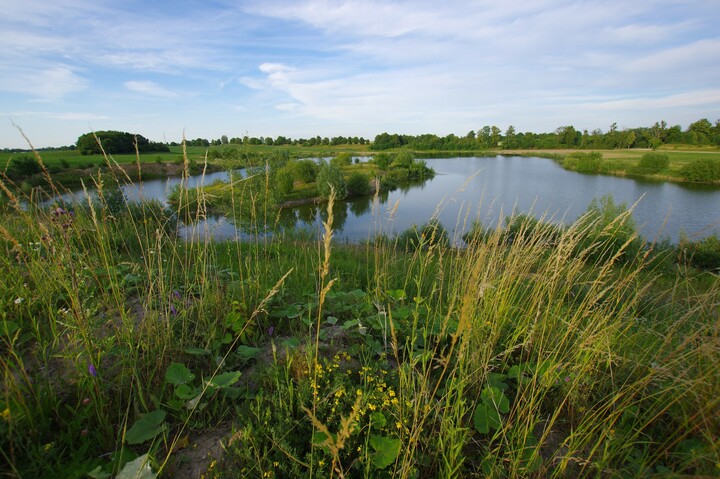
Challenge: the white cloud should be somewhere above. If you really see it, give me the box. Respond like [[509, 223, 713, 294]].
[[0, 63, 88, 100], [124, 81, 177, 98]]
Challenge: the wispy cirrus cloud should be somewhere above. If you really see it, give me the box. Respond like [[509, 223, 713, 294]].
[[124, 81, 177, 98]]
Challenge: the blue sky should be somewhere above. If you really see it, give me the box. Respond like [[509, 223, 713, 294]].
[[2, 0, 719, 148]]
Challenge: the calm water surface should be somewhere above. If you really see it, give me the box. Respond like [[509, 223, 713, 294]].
[[59, 157, 720, 243]]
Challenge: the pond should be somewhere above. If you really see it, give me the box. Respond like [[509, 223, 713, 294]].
[[56, 156, 720, 243]]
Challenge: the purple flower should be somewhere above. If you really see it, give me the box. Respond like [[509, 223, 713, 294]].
[[172, 290, 181, 300], [268, 326, 275, 337], [88, 363, 97, 377], [169, 304, 178, 316]]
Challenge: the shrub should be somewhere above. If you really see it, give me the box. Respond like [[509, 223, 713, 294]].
[[330, 153, 352, 168], [346, 173, 370, 197], [8, 154, 42, 177], [680, 159, 720, 183], [293, 160, 319, 183], [564, 152, 603, 173], [679, 234, 720, 271], [396, 219, 449, 251], [639, 152, 669, 173], [316, 164, 347, 200], [373, 153, 392, 170]]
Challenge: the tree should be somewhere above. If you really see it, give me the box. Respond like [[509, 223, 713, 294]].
[[221, 135, 229, 145]]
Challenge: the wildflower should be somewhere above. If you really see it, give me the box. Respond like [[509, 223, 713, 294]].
[[318, 460, 325, 467], [268, 326, 275, 337], [169, 304, 178, 316], [172, 290, 181, 300], [1, 408, 10, 421], [88, 363, 97, 378], [14, 297, 23, 305]]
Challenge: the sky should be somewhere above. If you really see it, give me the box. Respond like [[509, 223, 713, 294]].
[[1, 0, 719, 148]]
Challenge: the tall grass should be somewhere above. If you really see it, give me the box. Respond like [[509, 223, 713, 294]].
[[0, 142, 717, 478]]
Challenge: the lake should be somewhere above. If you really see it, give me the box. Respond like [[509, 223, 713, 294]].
[[57, 156, 720, 244]]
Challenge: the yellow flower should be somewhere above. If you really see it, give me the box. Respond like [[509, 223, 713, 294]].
[[1, 408, 10, 421], [318, 460, 325, 467]]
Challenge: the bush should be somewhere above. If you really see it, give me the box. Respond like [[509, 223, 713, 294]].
[[639, 152, 669, 173], [679, 234, 720, 271], [330, 153, 352, 168], [8, 154, 42, 177], [396, 219, 449, 251], [316, 164, 347, 200], [346, 173, 370, 197], [564, 152, 603, 173], [680, 159, 720, 183], [373, 153, 392, 170], [293, 160, 319, 183]]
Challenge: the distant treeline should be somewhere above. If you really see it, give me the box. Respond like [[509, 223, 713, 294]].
[[176, 135, 371, 148], [371, 119, 720, 151]]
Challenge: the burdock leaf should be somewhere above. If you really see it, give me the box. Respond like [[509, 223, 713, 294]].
[[473, 403, 502, 434], [125, 410, 167, 445], [369, 435, 400, 469], [165, 363, 194, 386]]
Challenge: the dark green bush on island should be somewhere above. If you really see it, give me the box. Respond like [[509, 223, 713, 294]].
[[639, 152, 670, 173], [563, 151, 603, 173], [316, 163, 347, 200], [680, 158, 720, 183], [346, 173, 371, 197]]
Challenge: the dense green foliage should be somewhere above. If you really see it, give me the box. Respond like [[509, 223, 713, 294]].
[[315, 163, 348, 200], [76, 130, 169, 156], [679, 158, 720, 182], [371, 118, 720, 151], [638, 152, 670, 173]]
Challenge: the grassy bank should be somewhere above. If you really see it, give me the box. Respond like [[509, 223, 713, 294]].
[[1, 152, 719, 478]]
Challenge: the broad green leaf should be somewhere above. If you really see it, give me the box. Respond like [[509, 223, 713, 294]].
[[184, 347, 209, 356], [386, 289, 406, 301], [281, 337, 300, 349], [487, 373, 509, 391], [174, 384, 197, 400], [369, 435, 401, 469], [481, 386, 510, 414], [125, 410, 166, 445], [235, 345, 261, 360], [116, 453, 156, 479], [165, 363, 194, 386], [473, 403, 502, 434], [370, 412, 387, 429], [210, 371, 241, 389]]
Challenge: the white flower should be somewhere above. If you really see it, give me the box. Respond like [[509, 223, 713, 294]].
[[14, 298, 24, 305]]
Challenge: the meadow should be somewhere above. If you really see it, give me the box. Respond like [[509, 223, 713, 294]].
[[0, 147, 718, 478]]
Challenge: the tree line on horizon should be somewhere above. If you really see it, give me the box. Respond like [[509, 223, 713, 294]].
[[372, 118, 720, 151], [2, 119, 718, 153]]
